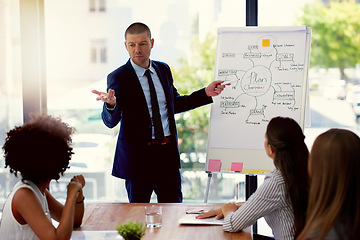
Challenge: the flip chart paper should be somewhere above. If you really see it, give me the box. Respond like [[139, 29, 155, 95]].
[[209, 26, 308, 150]]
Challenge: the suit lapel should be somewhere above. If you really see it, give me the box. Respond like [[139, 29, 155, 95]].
[[152, 61, 172, 108], [152, 61, 177, 136], [124, 60, 151, 119]]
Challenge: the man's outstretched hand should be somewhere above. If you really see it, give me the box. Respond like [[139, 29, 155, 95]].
[[91, 89, 116, 107]]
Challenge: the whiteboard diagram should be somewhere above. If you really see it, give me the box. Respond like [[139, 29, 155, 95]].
[[209, 27, 310, 150]]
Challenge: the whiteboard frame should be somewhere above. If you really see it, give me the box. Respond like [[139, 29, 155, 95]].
[[205, 26, 312, 175]]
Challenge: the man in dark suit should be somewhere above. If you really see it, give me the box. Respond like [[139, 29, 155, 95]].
[[92, 22, 225, 203]]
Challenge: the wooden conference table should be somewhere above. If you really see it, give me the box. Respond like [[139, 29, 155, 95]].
[[75, 203, 252, 240]]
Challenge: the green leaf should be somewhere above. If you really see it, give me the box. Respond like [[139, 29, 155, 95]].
[[115, 221, 146, 240]]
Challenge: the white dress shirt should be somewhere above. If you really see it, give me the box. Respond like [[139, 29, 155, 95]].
[[130, 59, 171, 138]]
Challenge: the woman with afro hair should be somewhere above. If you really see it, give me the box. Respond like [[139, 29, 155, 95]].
[[0, 114, 86, 240]]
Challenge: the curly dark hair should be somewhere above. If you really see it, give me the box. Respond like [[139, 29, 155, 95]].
[[2, 114, 74, 184]]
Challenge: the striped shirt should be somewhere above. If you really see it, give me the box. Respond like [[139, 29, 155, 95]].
[[223, 169, 294, 240]]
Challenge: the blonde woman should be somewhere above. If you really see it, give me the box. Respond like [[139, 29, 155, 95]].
[[297, 129, 360, 240]]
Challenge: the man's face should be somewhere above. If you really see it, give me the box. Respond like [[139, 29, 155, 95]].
[[125, 31, 154, 69]]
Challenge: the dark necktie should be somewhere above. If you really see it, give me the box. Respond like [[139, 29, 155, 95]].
[[144, 69, 164, 142]]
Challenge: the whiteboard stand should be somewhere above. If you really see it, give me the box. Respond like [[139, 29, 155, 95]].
[[204, 172, 213, 203], [203, 172, 258, 232], [203, 172, 257, 203]]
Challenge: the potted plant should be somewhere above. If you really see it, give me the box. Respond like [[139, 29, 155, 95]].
[[115, 221, 146, 240]]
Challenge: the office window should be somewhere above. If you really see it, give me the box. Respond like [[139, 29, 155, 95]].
[[89, 0, 106, 12], [3, 0, 359, 211], [0, 0, 23, 207], [90, 40, 107, 63], [100, 47, 107, 63], [89, 0, 95, 12], [99, 0, 106, 12], [4, 1, 360, 238]]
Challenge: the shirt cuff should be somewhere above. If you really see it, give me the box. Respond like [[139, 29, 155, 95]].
[[105, 102, 116, 111], [222, 211, 235, 232]]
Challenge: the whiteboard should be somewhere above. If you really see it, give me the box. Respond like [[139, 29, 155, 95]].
[[206, 26, 311, 174]]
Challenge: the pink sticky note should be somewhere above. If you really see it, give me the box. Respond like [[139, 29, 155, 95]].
[[231, 162, 243, 172], [208, 159, 222, 171]]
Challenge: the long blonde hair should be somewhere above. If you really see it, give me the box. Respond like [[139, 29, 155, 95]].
[[297, 129, 360, 239]]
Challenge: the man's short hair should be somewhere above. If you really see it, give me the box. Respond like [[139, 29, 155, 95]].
[[125, 22, 151, 39]]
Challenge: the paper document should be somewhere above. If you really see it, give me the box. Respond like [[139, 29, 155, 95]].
[[71, 231, 123, 240], [178, 214, 224, 225]]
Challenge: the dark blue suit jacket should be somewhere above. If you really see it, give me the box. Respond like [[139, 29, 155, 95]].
[[102, 60, 213, 180]]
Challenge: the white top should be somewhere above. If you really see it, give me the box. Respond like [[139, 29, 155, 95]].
[[0, 180, 51, 240], [223, 169, 294, 240]]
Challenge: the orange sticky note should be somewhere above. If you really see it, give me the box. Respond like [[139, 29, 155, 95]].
[[262, 39, 270, 47], [231, 162, 243, 172], [208, 159, 222, 171]]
